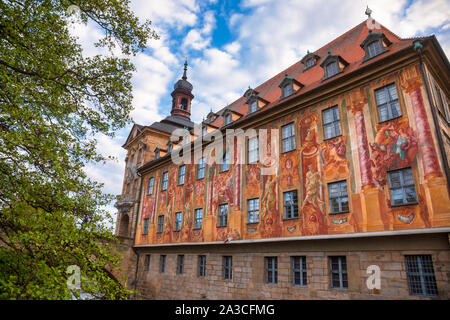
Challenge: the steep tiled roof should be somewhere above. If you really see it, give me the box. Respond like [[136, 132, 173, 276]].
[[206, 19, 424, 129]]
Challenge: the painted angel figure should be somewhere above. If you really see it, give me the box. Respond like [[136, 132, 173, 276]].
[[302, 164, 325, 211]]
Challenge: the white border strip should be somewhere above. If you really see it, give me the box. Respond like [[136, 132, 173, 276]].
[[133, 227, 450, 248]]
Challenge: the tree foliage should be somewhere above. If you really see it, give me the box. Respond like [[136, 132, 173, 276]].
[[0, 0, 158, 299]]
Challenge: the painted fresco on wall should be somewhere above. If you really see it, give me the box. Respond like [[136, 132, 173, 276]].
[[298, 109, 328, 235], [369, 119, 418, 188], [260, 174, 281, 237], [320, 136, 349, 180]]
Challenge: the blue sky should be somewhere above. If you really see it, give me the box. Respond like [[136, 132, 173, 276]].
[[70, 0, 450, 228]]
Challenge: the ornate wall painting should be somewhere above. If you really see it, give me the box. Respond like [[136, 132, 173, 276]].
[[298, 109, 328, 236], [320, 136, 349, 180], [260, 174, 282, 238], [369, 119, 419, 188]]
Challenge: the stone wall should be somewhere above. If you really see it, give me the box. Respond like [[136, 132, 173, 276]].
[[132, 233, 450, 300]]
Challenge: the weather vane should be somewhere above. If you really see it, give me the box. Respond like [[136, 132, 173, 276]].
[[365, 6, 372, 18]]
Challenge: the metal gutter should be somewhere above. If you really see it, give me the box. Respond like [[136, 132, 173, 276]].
[[132, 227, 450, 248]]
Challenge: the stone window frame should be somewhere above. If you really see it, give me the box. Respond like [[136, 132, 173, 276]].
[[159, 255, 166, 274], [404, 255, 439, 297], [222, 256, 233, 280], [176, 255, 184, 275], [144, 254, 150, 272], [198, 255, 206, 278], [329, 256, 348, 290], [291, 256, 307, 287], [265, 256, 278, 285], [247, 135, 259, 164]]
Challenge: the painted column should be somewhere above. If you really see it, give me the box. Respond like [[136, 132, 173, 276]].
[[350, 88, 373, 187], [402, 65, 442, 178]]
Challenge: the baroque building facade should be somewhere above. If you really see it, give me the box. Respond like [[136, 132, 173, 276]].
[[115, 19, 450, 299]]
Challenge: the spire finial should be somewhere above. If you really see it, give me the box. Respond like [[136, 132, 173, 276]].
[[365, 5, 372, 18], [182, 56, 188, 80]]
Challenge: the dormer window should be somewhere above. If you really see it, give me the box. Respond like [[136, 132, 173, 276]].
[[278, 74, 303, 99], [249, 100, 258, 113], [305, 58, 314, 68], [155, 149, 160, 159], [202, 126, 207, 136], [360, 32, 391, 61], [367, 40, 383, 59], [224, 112, 232, 125], [283, 84, 293, 98], [326, 61, 338, 78], [320, 53, 348, 81], [300, 51, 320, 71]]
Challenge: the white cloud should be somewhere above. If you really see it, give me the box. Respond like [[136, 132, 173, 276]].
[[182, 10, 216, 50]]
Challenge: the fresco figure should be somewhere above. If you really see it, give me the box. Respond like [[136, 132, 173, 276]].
[[302, 164, 325, 212]]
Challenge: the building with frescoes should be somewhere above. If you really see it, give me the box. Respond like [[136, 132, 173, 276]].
[[115, 17, 450, 299]]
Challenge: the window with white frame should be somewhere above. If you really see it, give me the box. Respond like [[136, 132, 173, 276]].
[[283, 190, 298, 219], [194, 208, 203, 229], [388, 168, 418, 206], [162, 171, 168, 190], [197, 157, 205, 179], [248, 136, 258, 164], [281, 123, 296, 153], [375, 83, 401, 122], [328, 180, 349, 214], [147, 177, 154, 195], [174, 212, 182, 231], [178, 165, 185, 185], [247, 198, 259, 223], [218, 204, 228, 227], [322, 106, 341, 140]]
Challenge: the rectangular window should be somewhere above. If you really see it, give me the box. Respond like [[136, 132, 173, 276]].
[[248, 136, 259, 164], [137, 149, 142, 164], [177, 255, 184, 275], [283, 84, 293, 98], [218, 204, 228, 227], [388, 168, 418, 206], [326, 61, 339, 78], [367, 40, 383, 58], [375, 83, 401, 122], [174, 212, 182, 232], [439, 88, 450, 122], [221, 151, 229, 172], [249, 100, 258, 113], [147, 177, 154, 195], [178, 165, 185, 185], [225, 113, 232, 125], [159, 255, 166, 274], [322, 106, 341, 140], [157, 215, 164, 233], [144, 254, 150, 272], [247, 198, 259, 223], [126, 183, 130, 194], [198, 255, 206, 278], [202, 126, 207, 136], [330, 256, 348, 289], [142, 218, 149, 235], [405, 255, 438, 296], [132, 179, 138, 196], [265, 257, 278, 285], [281, 123, 296, 153], [291, 256, 307, 287], [283, 190, 298, 219], [328, 180, 349, 214], [194, 208, 203, 229], [223, 256, 232, 280], [197, 157, 205, 179], [162, 171, 168, 191]]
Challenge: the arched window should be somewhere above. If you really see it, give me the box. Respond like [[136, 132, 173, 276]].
[[181, 98, 188, 110]]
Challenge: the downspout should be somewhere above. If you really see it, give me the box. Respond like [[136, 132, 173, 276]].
[[414, 40, 450, 192], [132, 170, 144, 298]]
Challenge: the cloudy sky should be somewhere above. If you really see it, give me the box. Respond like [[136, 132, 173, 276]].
[[71, 0, 450, 228]]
